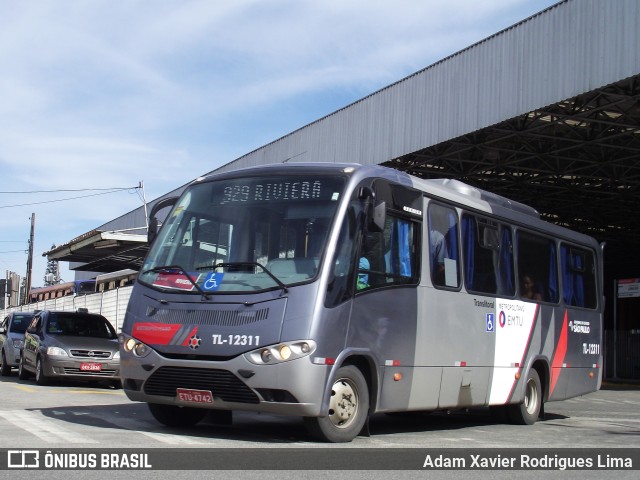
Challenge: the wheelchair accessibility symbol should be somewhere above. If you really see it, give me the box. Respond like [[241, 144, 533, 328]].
[[202, 273, 224, 292], [486, 313, 495, 332]]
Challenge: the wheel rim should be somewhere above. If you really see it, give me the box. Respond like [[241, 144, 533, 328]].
[[327, 377, 359, 429], [524, 377, 539, 415], [36, 359, 42, 381]]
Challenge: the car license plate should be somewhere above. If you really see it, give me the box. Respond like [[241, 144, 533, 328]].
[[80, 363, 102, 372], [176, 388, 214, 404]]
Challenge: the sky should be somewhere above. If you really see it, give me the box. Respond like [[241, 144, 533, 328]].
[[0, 0, 560, 289]]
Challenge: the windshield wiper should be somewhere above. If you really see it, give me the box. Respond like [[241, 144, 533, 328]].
[[142, 265, 211, 299], [197, 262, 289, 295]]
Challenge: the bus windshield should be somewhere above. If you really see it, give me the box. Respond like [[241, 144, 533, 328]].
[[139, 174, 346, 294]]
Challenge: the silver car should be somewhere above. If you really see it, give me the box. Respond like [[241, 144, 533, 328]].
[[19, 310, 120, 386], [0, 312, 34, 376]]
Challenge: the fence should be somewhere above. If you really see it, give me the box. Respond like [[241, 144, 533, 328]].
[[604, 330, 640, 380], [4, 286, 132, 332]]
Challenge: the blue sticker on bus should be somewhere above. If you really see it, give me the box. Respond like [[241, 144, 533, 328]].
[[486, 313, 495, 332], [202, 273, 224, 291]]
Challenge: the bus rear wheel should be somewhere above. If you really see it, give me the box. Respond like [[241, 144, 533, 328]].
[[148, 403, 208, 427], [508, 369, 542, 425], [304, 365, 369, 443]]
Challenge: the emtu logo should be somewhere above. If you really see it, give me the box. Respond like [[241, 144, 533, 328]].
[[8, 450, 39, 468], [498, 311, 507, 328]]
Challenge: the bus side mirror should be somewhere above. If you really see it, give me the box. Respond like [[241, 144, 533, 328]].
[[371, 201, 386, 232], [148, 218, 159, 245], [359, 186, 386, 232], [147, 196, 178, 244]]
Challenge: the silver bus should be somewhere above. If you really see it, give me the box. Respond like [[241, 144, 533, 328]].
[[119, 163, 603, 442]]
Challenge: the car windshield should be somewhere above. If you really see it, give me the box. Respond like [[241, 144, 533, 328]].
[[46, 314, 117, 339], [139, 174, 346, 293], [9, 314, 31, 334]]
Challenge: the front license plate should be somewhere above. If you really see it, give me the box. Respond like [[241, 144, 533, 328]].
[[80, 363, 102, 372], [176, 388, 214, 404]]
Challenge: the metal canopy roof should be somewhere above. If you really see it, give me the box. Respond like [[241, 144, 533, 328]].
[[45, 76, 640, 279], [44, 230, 148, 273], [383, 75, 640, 278]]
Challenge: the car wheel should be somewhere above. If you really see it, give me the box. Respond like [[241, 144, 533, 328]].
[[35, 357, 49, 386], [18, 355, 29, 380], [0, 351, 10, 376]]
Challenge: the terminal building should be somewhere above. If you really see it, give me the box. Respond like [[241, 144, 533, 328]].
[[45, 0, 640, 379]]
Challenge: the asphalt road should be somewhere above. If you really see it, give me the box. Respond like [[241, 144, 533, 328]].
[[0, 374, 638, 479]]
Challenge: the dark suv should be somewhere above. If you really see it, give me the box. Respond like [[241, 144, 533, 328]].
[[0, 312, 34, 376], [19, 310, 120, 386]]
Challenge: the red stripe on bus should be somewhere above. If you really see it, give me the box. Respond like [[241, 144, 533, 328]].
[[550, 310, 569, 396], [182, 326, 199, 346], [132, 323, 183, 345]]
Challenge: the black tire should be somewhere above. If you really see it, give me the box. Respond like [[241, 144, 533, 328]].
[[508, 369, 542, 425], [304, 365, 369, 443], [35, 357, 48, 386], [0, 351, 10, 376], [18, 355, 29, 380], [147, 403, 208, 427]]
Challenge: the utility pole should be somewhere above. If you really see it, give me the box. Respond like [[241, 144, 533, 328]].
[[140, 181, 148, 231], [23, 213, 35, 305]]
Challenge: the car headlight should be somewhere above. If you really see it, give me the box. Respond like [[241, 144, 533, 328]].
[[46, 346, 69, 357], [244, 340, 316, 365]]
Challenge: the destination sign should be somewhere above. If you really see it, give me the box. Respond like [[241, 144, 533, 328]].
[[214, 177, 343, 205]]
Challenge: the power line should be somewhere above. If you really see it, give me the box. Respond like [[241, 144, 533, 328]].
[[0, 186, 139, 194], [0, 187, 140, 209]]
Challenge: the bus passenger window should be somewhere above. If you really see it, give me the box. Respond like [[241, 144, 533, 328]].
[[560, 244, 597, 309], [428, 204, 459, 288], [358, 215, 418, 290], [461, 215, 515, 296], [516, 231, 559, 303]]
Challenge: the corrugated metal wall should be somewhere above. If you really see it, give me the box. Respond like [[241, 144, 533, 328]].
[[8, 287, 132, 332]]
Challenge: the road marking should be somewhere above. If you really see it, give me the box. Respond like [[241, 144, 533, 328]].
[[0, 410, 98, 444], [66, 389, 126, 396], [12, 384, 37, 393], [103, 416, 210, 445]]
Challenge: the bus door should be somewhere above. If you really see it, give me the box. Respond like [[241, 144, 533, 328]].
[[348, 181, 426, 412]]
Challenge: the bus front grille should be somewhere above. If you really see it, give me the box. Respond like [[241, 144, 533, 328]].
[[143, 366, 260, 404]]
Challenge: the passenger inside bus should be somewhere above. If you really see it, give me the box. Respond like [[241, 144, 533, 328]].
[[521, 274, 543, 301], [357, 257, 370, 290], [430, 229, 449, 286]]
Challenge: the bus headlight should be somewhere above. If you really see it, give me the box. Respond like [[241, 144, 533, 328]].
[[245, 340, 316, 365], [120, 335, 152, 358]]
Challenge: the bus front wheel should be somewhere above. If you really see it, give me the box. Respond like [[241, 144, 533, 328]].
[[508, 369, 542, 425], [304, 365, 369, 443], [147, 403, 208, 427]]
